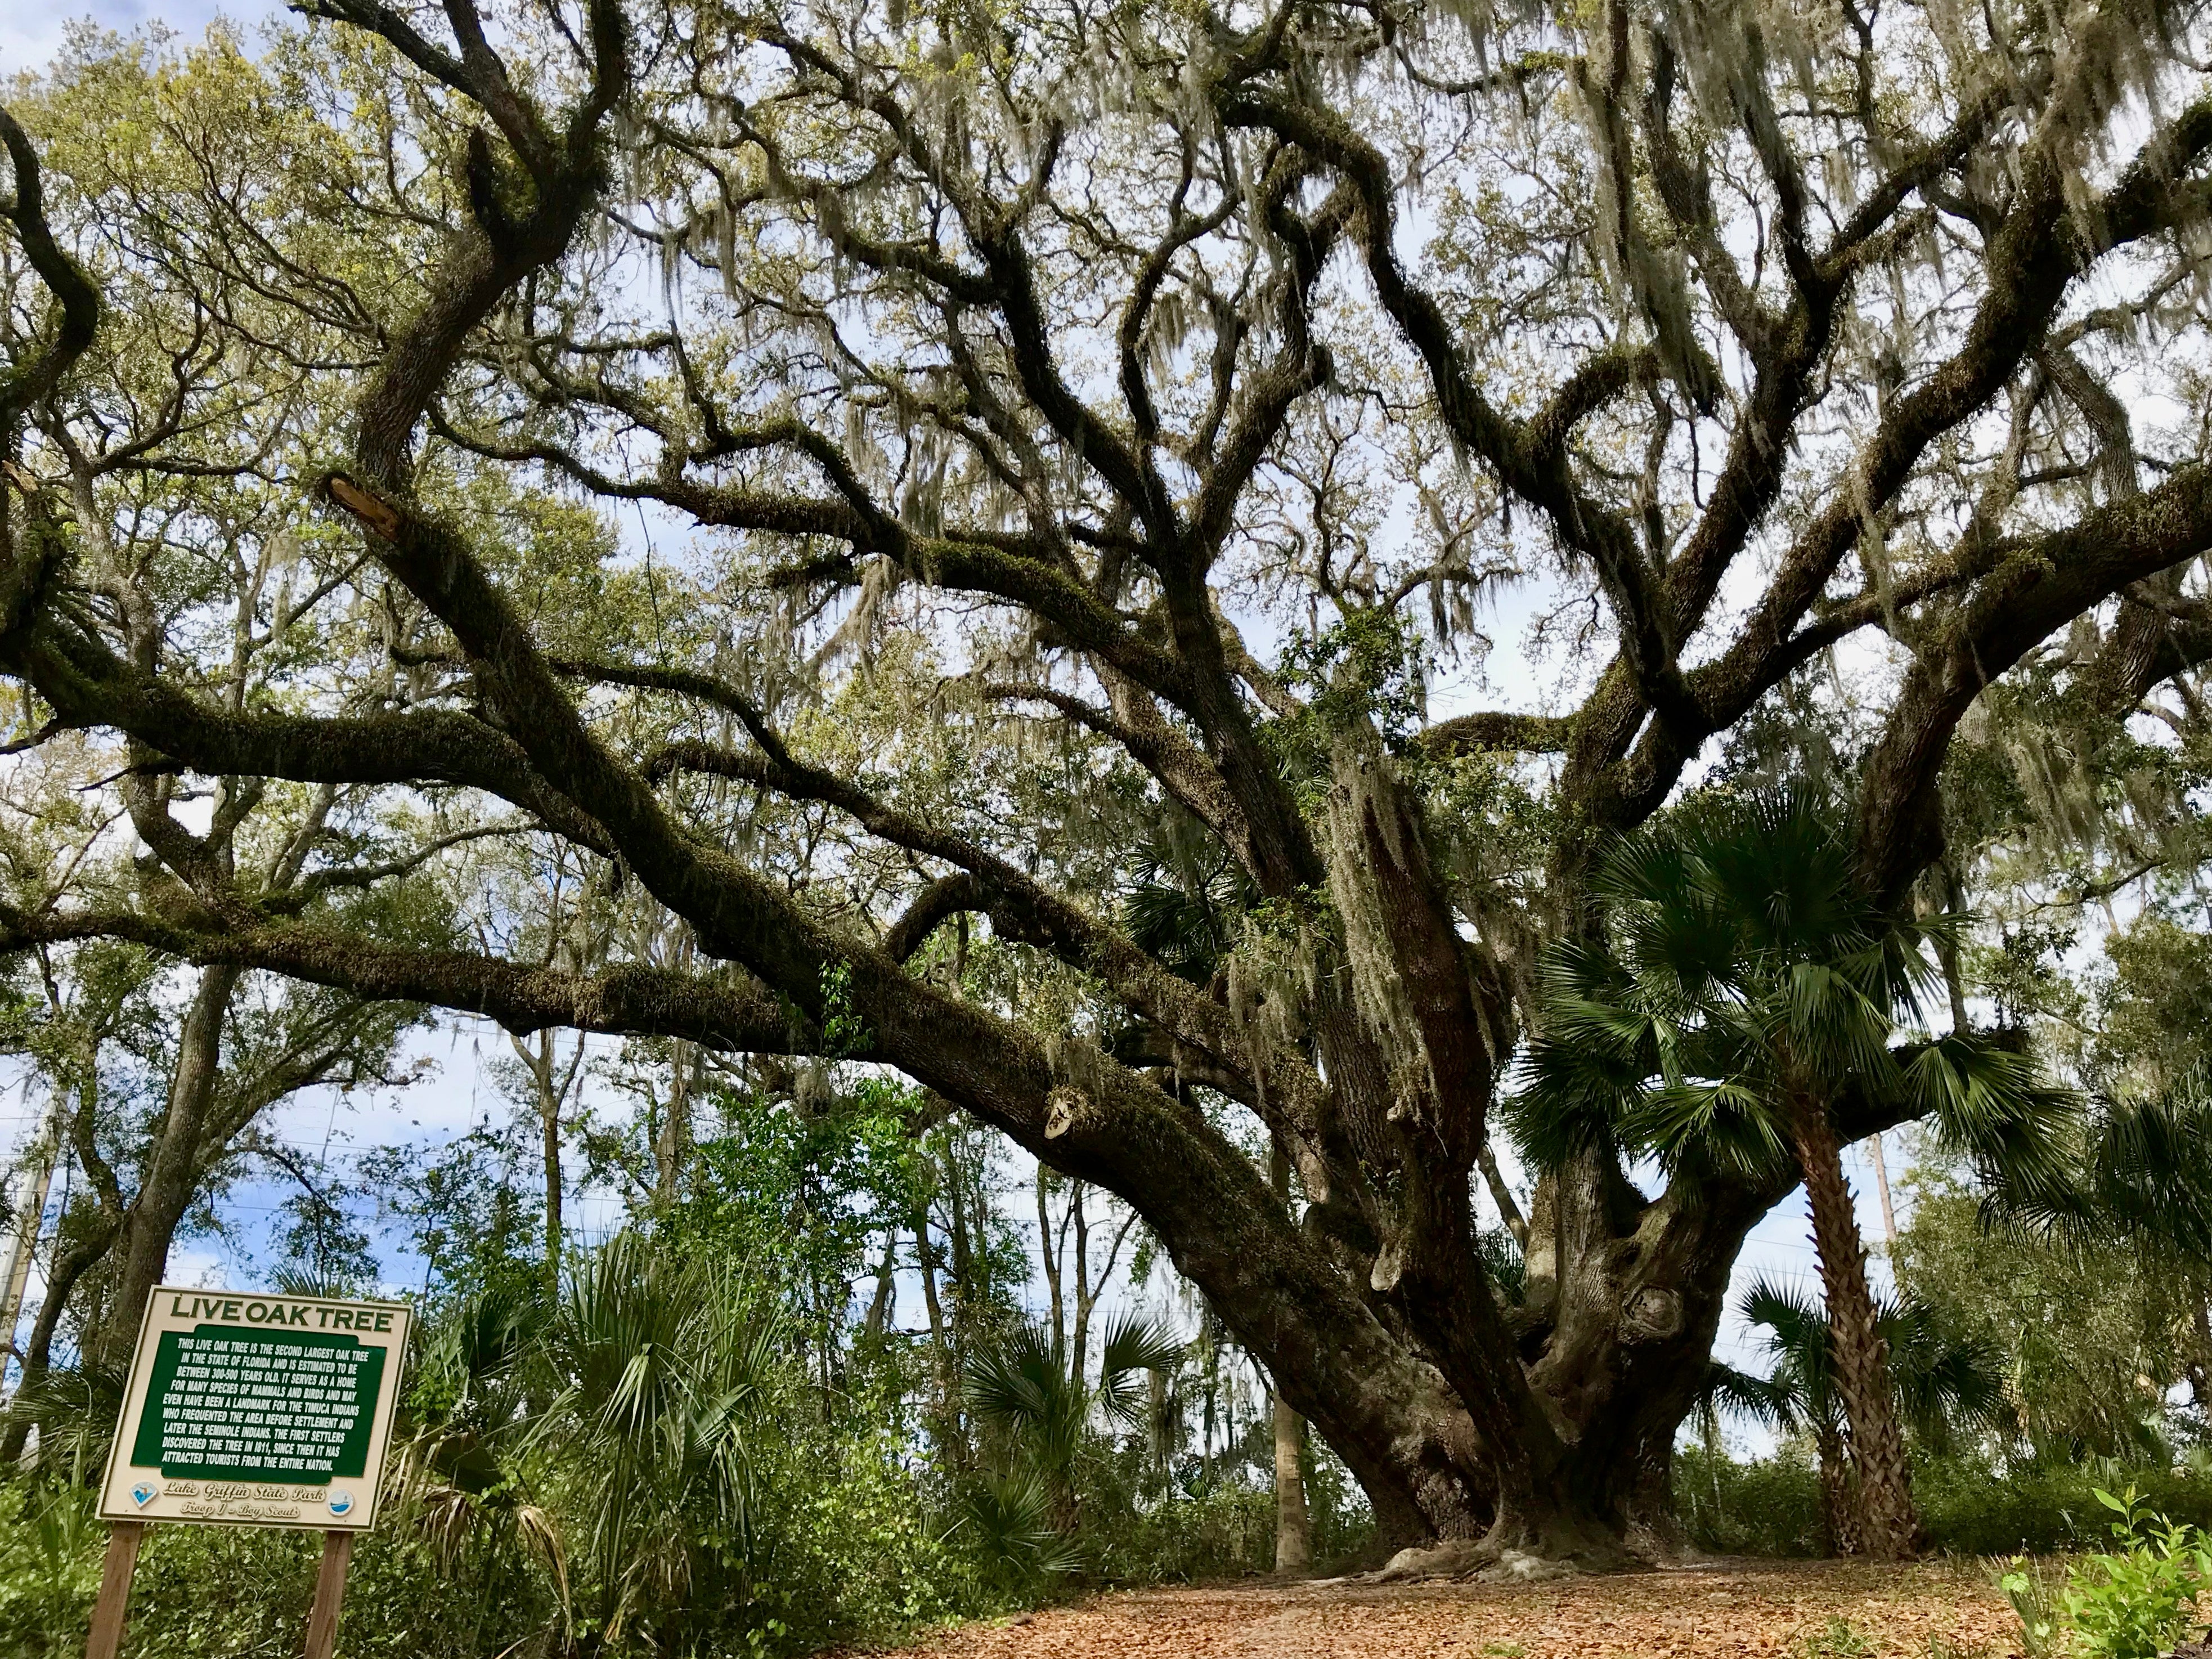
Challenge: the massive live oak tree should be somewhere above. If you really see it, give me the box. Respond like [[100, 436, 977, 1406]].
[[5, 0, 2212, 1559]]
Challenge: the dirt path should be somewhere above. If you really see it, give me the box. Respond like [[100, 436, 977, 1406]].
[[868, 1561, 2021, 1658]]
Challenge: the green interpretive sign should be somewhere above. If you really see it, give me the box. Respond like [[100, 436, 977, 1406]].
[[101, 1286, 410, 1530], [129, 1326, 384, 1483]]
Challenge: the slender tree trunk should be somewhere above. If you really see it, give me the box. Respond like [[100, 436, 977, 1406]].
[[1148, 1367, 1169, 1478], [1866, 1132, 1899, 1282], [509, 1029, 583, 1300], [0, 1081, 63, 1380], [1069, 1182, 1092, 1380], [1274, 1395, 1313, 1571], [91, 965, 241, 1373], [2188, 1297, 2212, 1411], [1037, 1164, 1064, 1353], [540, 1101, 562, 1292], [652, 1040, 692, 1208], [0, 1222, 114, 1461], [863, 1228, 898, 1340], [1788, 1091, 1922, 1559], [913, 1200, 961, 1467], [1477, 1140, 1528, 1248], [536, 1038, 563, 1298], [1268, 1140, 1314, 1571], [1932, 861, 1973, 1035], [946, 1146, 975, 1329]]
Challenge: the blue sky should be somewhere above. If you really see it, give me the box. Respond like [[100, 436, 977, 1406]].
[[2, 0, 280, 77]]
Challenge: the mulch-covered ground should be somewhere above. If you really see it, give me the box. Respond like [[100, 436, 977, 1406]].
[[867, 1561, 2022, 1658]]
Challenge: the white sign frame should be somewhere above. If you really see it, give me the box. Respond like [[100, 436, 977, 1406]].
[[98, 1285, 411, 1531]]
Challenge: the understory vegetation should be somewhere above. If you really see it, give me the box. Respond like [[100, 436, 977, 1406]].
[[1, 1113, 1371, 1656]]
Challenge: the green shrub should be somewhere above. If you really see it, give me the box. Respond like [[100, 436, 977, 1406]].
[[1676, 1443, 1825, 1555], [0, 1484, 549, 1659], [1679, 1447, 2212, 1562], [1999, 1487, 2212, 1659], [1920, 1462, 2212, 1557], [0, 1484, 101, 1658], [1088, 1478, 1276, 1584], [1067, 1433, 1375, 1585]]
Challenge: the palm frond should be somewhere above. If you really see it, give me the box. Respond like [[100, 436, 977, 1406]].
[[1909, 1037, 2083, 1212], [1477, 1225, 1527, 1304], [963, 1322, 1087, 1473], [1622, 1080, 1791, 1181], [0, 1362, 125, 1478], [959, 1467, 1085, 1589], [1884, 1300, 2007, 1445], [1096, 1310, 1184, 1429], [1739, 1277, 2007, 1449], [1698, 1360, 1798, 1432], [2078, 1077, 2212, 1256]]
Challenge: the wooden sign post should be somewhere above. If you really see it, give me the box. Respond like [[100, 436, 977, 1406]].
[[88, 1285, 411, 1659]]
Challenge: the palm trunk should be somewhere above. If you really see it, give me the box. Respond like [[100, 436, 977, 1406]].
[[1788, 1092, 1922, 1560], [1814, 1423, 1861, 1557]]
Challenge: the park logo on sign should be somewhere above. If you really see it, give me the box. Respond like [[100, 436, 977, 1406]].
[[98, 1286, 410, 1534]]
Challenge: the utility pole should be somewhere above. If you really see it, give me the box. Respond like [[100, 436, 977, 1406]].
[[0, 1083, 65, 1391]]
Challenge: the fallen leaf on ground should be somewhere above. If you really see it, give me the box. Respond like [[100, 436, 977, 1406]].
[[851, 1560, 2022, 1659]]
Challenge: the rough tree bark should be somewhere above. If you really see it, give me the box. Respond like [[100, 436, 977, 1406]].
[[1788, 1091, 1923, 1560], [1815, 1424, 1863, 1558]]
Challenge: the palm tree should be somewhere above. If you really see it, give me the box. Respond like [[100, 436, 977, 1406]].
[[398, 1284, 569, 1647], [537, 1231, 777, 1653], [1989, 1074, 2212, 1426], [1122, 814, 1257, 987], [1513, 787, 2070, 1559], [1732, 1279, 2005, 1555], [962, 1309, 1183, 1542], [2019, 1075, 2212, 1256]]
